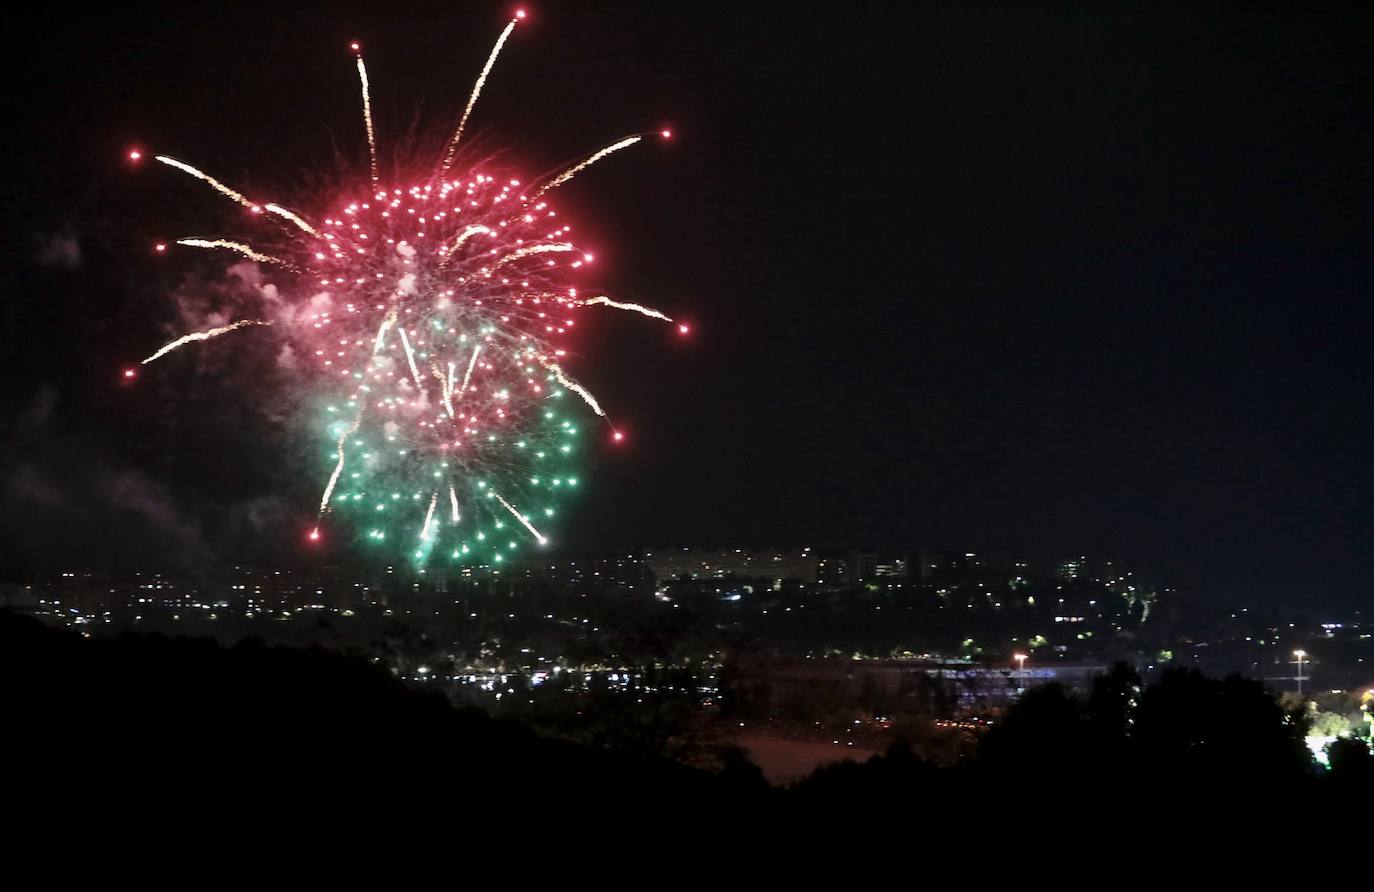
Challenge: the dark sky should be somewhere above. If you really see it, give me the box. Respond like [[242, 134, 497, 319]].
[[3, 1, 1373, 611]]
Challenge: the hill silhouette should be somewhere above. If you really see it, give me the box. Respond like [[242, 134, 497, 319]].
[[5, 610, 1370, 836]]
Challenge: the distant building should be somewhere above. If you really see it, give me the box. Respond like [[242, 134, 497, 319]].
[[815, 553, 851, 587], [874, 557, 908, 579], [1057, 557, 1086, 580], [812, 550, 880, 587], [644, 547, 818, 585], [728, 653, 1108, 713]]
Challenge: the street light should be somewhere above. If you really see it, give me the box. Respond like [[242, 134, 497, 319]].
[[1014, 653, 1028, 694], [1293, 649, 1307, 697]]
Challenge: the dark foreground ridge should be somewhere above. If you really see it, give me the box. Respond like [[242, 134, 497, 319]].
[[4, 610, 1370, 834], [1, 611, 762, 811]]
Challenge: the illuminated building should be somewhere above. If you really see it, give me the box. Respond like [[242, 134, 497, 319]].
[[644, 547, 818, 586]]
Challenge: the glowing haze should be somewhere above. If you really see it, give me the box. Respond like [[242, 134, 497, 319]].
[[130, 9, 685, 566]]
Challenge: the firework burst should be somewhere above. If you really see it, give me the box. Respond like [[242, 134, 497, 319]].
[[130, 10, 685, 565]]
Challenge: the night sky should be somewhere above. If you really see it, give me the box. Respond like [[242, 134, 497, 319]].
[[4, 2, 1373, 611]]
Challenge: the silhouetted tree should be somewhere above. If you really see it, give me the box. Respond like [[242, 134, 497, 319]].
[[1133, 668, 1312, 789], [1087, 661, 1141, 741], [1325, 737, 1374, 789]]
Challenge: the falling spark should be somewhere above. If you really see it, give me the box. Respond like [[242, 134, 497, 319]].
[[457, 344, 482, 400], [582, 295, 673, 323], [420, 491, 438, 539], [439, 224, 494, 267], [373, 310, 397, 355], [431, 361, 455, 418], [534, 136, 642, 198], [492, 242, 574, 269], [448, 484, 461, 523], [493, 491, 547, 544], [398, 327, 424, 391], [440, 15, 520, 172], [354, 45, 379, 185], [441, 361, 457, 417], [155, 155, 254, 208], [141, 319, 272, 365], [539, 357, 604, 418], [175, 238, 285, 265], [319, 410, 363, 516], [264, 203, 321, 237]]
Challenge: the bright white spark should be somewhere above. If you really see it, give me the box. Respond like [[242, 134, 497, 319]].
[[493, 491, 547, 545], [492, 242, 574, 270], [438, 224, 493, 267], [264, 203, 321, 237], [442, 361, 457, 417], [457, 344, 482, 400], [373, 310, 397, 355], [141, 319, 271, 365], [534, 136, 642, 198], [440, 17, 519, 172], [355, 52, 379, 185], [176, 239, 284, 265], [420, 491, 438, 540], [319, 410, 363, 515], [582, 295, 673, 323], [398, 328, 424, 391], [448, 484, 461, 523], [539, 357, 604, 418], [430, 361, 455, 418], [155, 155, 253, 207]]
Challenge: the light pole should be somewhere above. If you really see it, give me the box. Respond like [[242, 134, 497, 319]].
[[1293, 649, 1307, 697], [1014, 653, 1028, 694]]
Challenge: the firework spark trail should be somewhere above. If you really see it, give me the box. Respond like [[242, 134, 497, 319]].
[[264, 203, 321, 237], [493, 491, 547, 544], [431, 360, 455, 417], [448, 484, 461, 523], [420, 491, 438, 539], [373, 310, 397, 354], [319, 409, 363, 516], [398, 328, 425, 392], [354, 48, 379, 185], [533, 136, 642, 198], [492, 242, 575, 270], [155, 156, 255, 207], [457, 344, 482, 400], [582, 295, 673, 323], [440, 16, 520, 173], [141, 319, 272, 365], [176, 238, 284, 265], [439, 224, 494, 267], [440, 361, 457, 417], [539, 357, 604, 418]]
